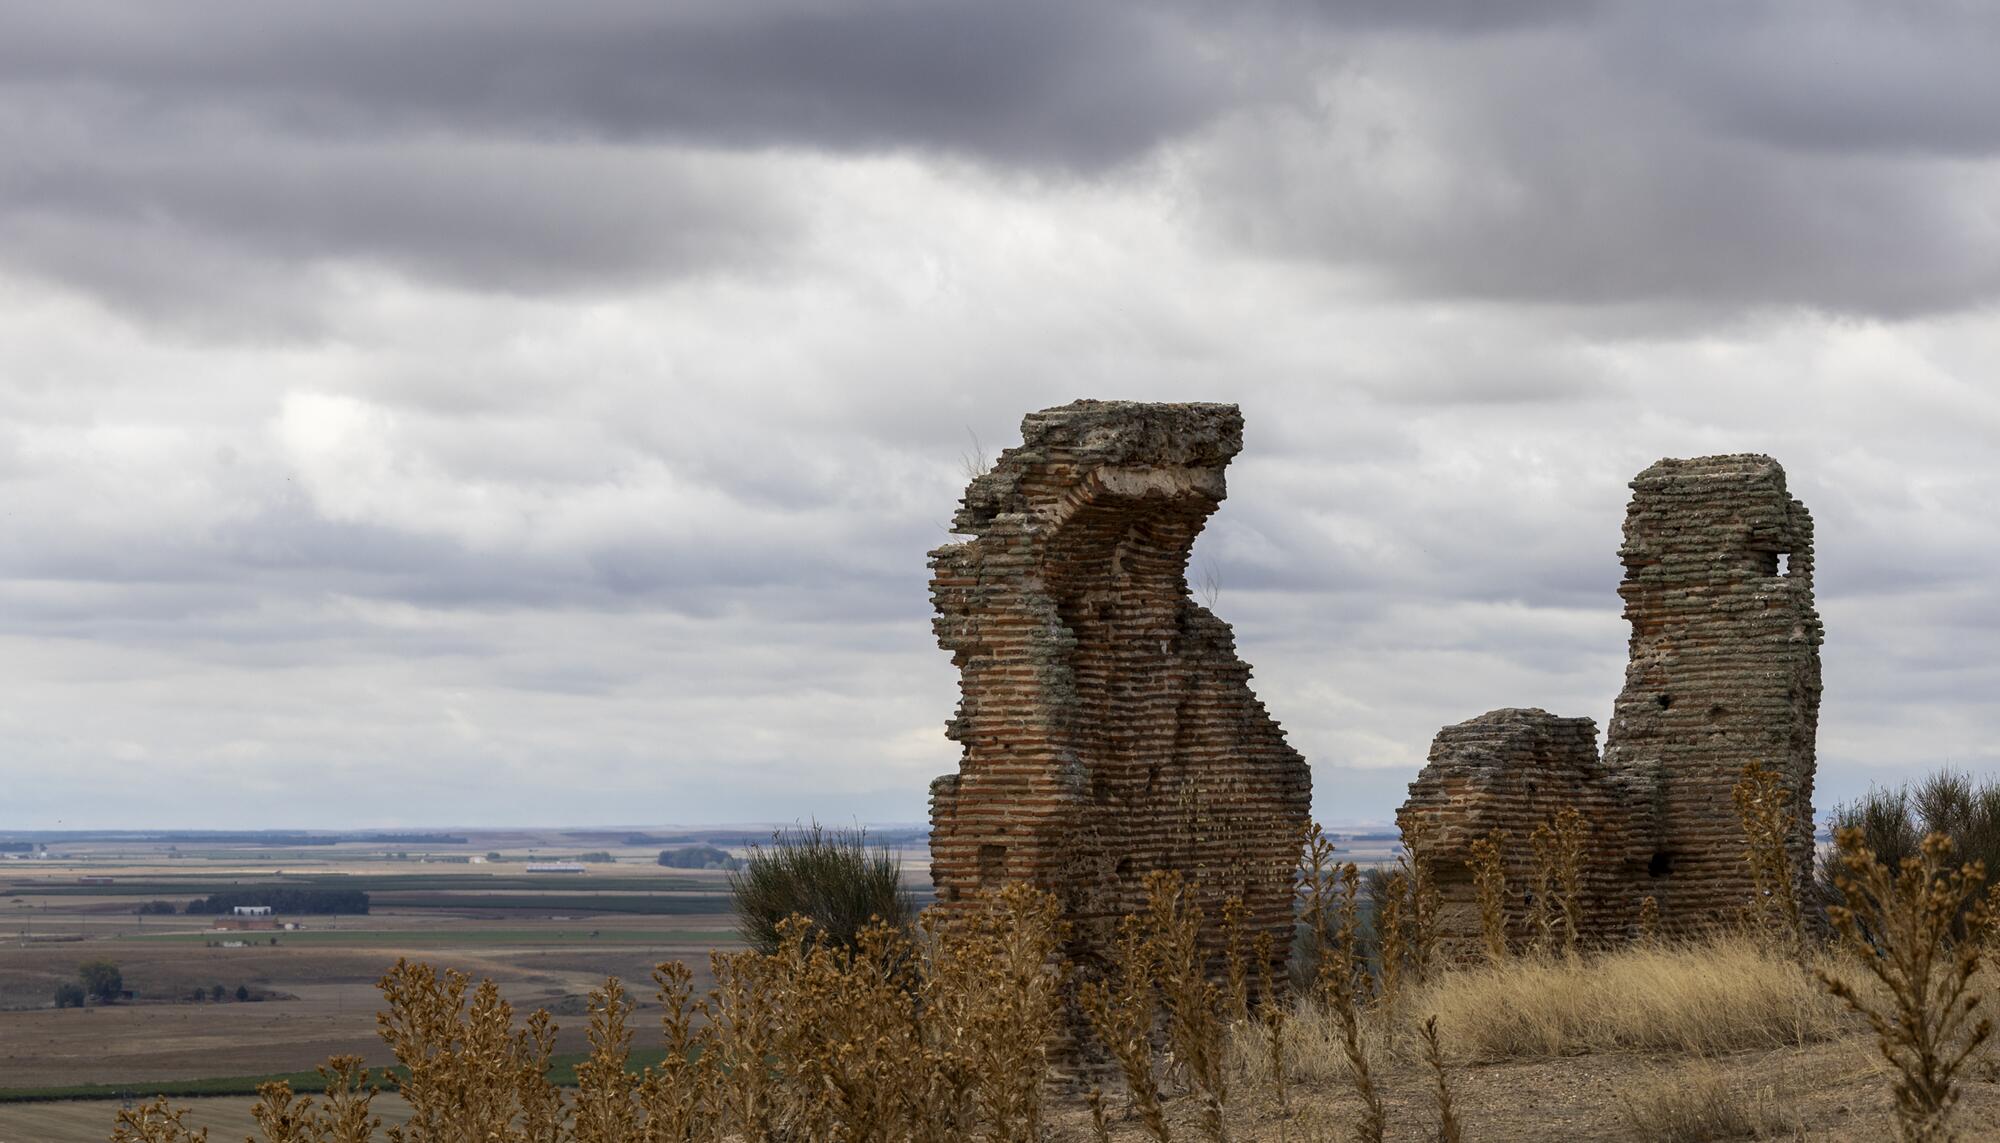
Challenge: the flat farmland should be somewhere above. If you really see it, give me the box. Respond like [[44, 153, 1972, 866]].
[[0, 841, 813, 1093]]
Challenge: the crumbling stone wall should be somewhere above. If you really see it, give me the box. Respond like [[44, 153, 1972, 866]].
[[928, 400, 1311, 979], [1398, 709, 1641, 956], [1398, 454, 1822, 949]]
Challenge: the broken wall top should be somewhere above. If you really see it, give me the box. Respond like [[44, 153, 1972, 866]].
[[948, 400, 1242, 536]]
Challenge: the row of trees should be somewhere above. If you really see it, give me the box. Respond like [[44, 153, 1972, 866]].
[[658, 844, 742, 871], [184, 887, 369, 915]]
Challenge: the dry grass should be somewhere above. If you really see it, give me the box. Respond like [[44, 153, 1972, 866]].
[[1411, 935, 1843, 1061], [1616, 1058, 1799, 1142]]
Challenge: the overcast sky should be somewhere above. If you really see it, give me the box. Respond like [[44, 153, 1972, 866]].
[[3, 0, 1998, 830]]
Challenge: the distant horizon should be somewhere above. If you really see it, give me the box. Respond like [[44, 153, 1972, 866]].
[[0, 819, 1403, 838]]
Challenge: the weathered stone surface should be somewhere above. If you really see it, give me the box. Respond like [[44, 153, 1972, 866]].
[[1397, 709, 1641, 955], [1603, 454, 1822, 932], [928, 400, 1311, 978], [1398, 454, 1823, 948]]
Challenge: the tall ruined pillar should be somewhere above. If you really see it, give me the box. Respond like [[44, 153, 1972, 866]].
[[928, 400, 1311, 977], [1601, 454, 1823, 932]]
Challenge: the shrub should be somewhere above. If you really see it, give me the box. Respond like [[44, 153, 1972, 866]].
[[78, 959, 123, 1004], [727, 823, 911, 954], [53, 981, 85, 1008], [136, 900, 177, 915], [1819, 770, 2000, 933]]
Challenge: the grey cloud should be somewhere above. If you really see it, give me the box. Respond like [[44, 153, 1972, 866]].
[[1611, 1, 2000, 157], [0, 128, 796, 323], [0, 1, 1253, 170], [1188, 8, 2000, 319]]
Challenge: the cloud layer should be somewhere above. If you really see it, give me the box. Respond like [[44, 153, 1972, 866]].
[[2, 1, 1998, 827]]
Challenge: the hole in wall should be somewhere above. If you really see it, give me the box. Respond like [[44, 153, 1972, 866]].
[[1648, 851, 1675, 878], [978, 844, 1006, 883], [1656, 693, 1674, 710], [1778, 552, 1792, 576], [1115, 857, 1134, 880]]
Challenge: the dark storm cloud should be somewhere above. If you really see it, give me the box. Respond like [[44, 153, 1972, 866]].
[[0, 1, 1252, 169]]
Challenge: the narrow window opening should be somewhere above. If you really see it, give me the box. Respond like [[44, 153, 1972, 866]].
[[977, 844, 1006, 884], [1648, 851, 1674, 878], [1777, 552, 1792, 576]]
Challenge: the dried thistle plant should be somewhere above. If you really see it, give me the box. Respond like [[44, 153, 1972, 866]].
[[704, 945, 781, 1139], [1530, 808, 1588, 957], [923, 882, 1067, 1142], [375, 959, 565, 1143], [1330, 954, 1384, 1143], [310, 1056, 383, 1143], [1402, 819, 1444, 984], [1314, 863, 1364, 1010], [1318, 861, 1383, 1143], [1468, 832, 1510, 965], [1253, 929, 1291, 1128], [1081, 910, 1171, 1143], [1142, 870, 1230, 1141], [1735, 759, 1807, 954], [1421, 1015, 1463, 1143], [1376, 868, 1409, 1011], [1819, 827, 1992, 1142], [1222, 895, 1251, 1026], [1298, 822, 1340, 984], [109, 1099, 210, 1143], [638, 960, 719, 1142], [249, 1080, 316, 1143], [1638, 894, 1660, 944], [1087, 1087, 1113, 1143], [571, 977, 639, 1143]]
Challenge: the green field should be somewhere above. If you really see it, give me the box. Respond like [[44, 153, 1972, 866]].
[[0, 1048, 677, 1102], [3, 873, 720, 897], [127, 928, 738, 946]]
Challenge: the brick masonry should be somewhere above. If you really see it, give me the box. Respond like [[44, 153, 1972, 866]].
[[928, 400, 1312, 977], [1398, 454, 1823, 946]]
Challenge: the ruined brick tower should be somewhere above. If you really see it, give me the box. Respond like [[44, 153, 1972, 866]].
[[1398, 454, 1822, 948], [1601, 454, 1823, 931], [928, 400, 1311, 976]]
